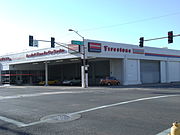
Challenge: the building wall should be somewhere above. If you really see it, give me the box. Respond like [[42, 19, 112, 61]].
[[160, 61, 167, 83], [0, 64, 2, 84], [10, 63, 45, 70], [1, 39, 180, 85]]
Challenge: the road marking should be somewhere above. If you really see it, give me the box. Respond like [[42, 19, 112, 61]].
[[0, 95, 178, 127], [0, 116, 26, 127], [70, 95, 178, 115], [156, 128, 170, 135], [0, 91, 92, 100]]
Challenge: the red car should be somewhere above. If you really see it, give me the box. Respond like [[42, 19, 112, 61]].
[[100, 77, 120, 86]]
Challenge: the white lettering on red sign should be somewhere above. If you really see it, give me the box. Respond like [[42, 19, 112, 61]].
[[26, 49, 66, 58], [0, 57, 12, 62]]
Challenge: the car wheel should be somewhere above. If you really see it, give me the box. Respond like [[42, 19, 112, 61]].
[[117, 82, 120, 85], [107, 82, 111, 86]]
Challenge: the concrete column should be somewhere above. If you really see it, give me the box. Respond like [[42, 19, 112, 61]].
[[122, 57, 128, 85], [30, 76, 33, 84], [81, 66, 85, 88], [0, 74, 1, 85], [166, 60, 171, 83], [137, 59, 141, 84], [0, 66, 1, 85], [45, 62, 48, 86], [160, 61, 167, 83], [85, 66, 88, 87]]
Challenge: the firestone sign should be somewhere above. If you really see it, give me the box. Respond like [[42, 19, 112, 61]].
[[87, 42, 132, 54], [104, 45, 131, 53]]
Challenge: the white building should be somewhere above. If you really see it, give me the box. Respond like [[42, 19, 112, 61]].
[[0, 39, 180, 86]]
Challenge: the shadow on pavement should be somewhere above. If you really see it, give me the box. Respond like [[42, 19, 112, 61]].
[[0, 125, 32, 135]]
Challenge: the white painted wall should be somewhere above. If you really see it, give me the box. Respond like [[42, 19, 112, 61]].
[[10, 63, 45, 70], [160, 61, 167, 83], [167, 61, 180, 82], [0, 64, 2, 84], [123, 58, 141, 85], [1, 64, 9, 70], [1, 39, 180, 85]]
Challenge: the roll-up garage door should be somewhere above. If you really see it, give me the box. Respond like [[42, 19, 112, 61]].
[[140, 60, 160, 84]]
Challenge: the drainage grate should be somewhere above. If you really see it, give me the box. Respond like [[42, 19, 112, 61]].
[[40, 113, 81, 123]]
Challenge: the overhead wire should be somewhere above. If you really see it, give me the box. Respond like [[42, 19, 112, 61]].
[[80, 11, 180, 32], [57, 11, 180, 42]]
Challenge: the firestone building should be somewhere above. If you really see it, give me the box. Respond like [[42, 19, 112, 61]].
[[0, 39, 180, 86]]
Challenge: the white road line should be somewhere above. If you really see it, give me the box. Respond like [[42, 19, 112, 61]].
[[0, 95, 178, 127], [70, 95, 177, 115], [0, 116, 26, 127], [16, 94, 179, 127], [0, 91, 91, 100], [156, 128, 170, 135]]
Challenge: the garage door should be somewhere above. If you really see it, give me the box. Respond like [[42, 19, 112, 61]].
[[140, 60, 160, 84], [167, 61, 180, 82]]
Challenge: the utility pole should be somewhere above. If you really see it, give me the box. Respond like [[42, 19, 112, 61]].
[[68, 29, 88, 88]]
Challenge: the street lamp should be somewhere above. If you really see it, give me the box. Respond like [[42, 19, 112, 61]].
[[68, 29, 88, 88]]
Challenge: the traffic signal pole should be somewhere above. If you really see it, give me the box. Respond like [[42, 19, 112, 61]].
[[28, 35, 87, 88], [144, 34, 180, 42], [139, 32, 180, 47], [144, 36, 168, 42], [68, 29, 88, 88]]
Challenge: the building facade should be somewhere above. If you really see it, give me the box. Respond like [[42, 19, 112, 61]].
[[0, 39, 180, 86]]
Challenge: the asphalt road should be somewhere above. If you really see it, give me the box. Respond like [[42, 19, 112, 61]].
[[0, 84, 179, 135]]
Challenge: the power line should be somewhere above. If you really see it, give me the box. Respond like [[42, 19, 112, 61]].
[[80, 11, 180, 32]]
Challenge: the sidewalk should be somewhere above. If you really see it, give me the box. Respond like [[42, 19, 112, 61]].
[[1, 82, 180, 89]]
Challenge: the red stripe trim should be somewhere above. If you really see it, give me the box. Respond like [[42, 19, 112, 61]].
[[1, 74, 38, 76], [145, 53, 180, 58], [89, 42, 101, 46], [90, 46, 101, 49], [133, 52, 144, 54]]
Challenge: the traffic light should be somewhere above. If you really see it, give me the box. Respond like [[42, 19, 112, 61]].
[[168, 31, 173, 44], [29, 35, 33, 47], [139, 37, 144, 47], [51, 37, 55, 48]]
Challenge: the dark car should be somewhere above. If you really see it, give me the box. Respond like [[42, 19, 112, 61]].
[[100, 77, 120, 86], [62, 78, 81, 86]]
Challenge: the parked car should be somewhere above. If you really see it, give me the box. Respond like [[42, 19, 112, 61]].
[[100, 77, 120, 86], [62, 78, 81, 86], [38, 80, 60, 85]]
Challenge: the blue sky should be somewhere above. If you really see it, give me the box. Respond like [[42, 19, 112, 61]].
[[0, 0, 180, 55]]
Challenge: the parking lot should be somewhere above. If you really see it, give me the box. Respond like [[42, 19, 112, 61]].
[[0, 84, 179, 135]]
